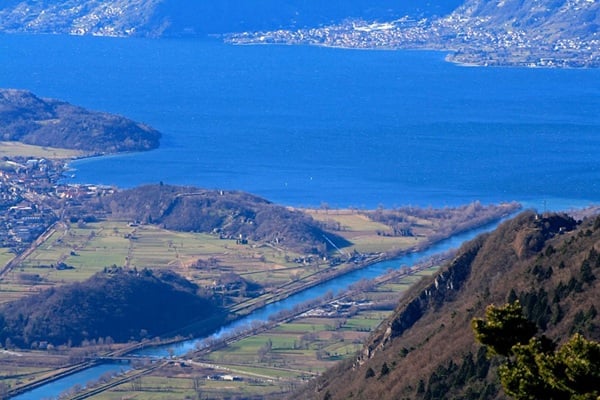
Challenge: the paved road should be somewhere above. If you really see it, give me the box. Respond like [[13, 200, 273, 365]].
[[0, 221, 62, 279]]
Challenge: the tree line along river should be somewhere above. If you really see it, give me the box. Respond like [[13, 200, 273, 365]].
[[12, 221, 500, 399]]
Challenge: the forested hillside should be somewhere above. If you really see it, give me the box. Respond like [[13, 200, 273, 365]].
[[101, 184, 351, 255], [291, 211, 600, 399], [0, 269, 226, 347], [0, 89, 160, 153]]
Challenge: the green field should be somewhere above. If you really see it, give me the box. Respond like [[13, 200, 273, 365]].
[[306, 209, 428, 253], [0, 203, 451, 399], [90, 372, 289, 400], [0, 141, 86, 159], [1, 205, 442, 309], [3, 256, 443, 399], [3, 214, 431, 316], [0, 248, 14, 267], [177, 265, 442, 398], [3, 220, 311, 307], [198, 311, 380, 384], [0, 351, 76, 395]]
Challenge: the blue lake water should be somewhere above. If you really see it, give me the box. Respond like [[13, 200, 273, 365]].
[[1, 33, 599, 398], [1, 34, 599, 210]]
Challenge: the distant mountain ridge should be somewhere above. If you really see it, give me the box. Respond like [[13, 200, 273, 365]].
[[291, 211, 600, 399], [0, 0, 462, 36], [226, 0, 598, 67], [0, 0, 595, 67], [457, 0, 599, 37]]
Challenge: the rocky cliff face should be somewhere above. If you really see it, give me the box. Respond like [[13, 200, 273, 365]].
[[291, 211, 598, 400], [361, 211, 579, 364], [382, 243, 481, 346]]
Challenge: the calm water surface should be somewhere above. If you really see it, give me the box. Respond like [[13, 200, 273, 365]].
[[1, 34, 599, 399], [1, 35, 598, 210], [12, 363, 130, 400]]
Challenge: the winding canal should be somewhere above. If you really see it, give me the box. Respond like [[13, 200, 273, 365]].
[[13, 222, 499, 399]]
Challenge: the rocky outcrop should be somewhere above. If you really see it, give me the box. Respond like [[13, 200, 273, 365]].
[[360, 237, 484, 362], [359, 211, 578, 364], [291, 211, 594, 400]]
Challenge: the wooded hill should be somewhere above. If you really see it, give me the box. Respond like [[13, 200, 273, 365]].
[[0, 89, 160, 153], [0, 268, 226, 347], [291, 211, 599, 399], [101, 184, 351, 255]]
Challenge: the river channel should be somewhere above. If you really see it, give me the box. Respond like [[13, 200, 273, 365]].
[[13, 222, 501, 399]]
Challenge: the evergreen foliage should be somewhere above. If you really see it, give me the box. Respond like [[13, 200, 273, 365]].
[[473, 301, 600, 400], [471, 302, 537, 356]]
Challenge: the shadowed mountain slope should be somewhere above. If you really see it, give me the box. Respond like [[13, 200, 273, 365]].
[[291, 211, 599, 399]]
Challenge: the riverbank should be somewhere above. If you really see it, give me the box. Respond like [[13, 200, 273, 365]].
[[5, 213, 510, 399], [44, 241, 464, 399], [0, 141, 522, 397]]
